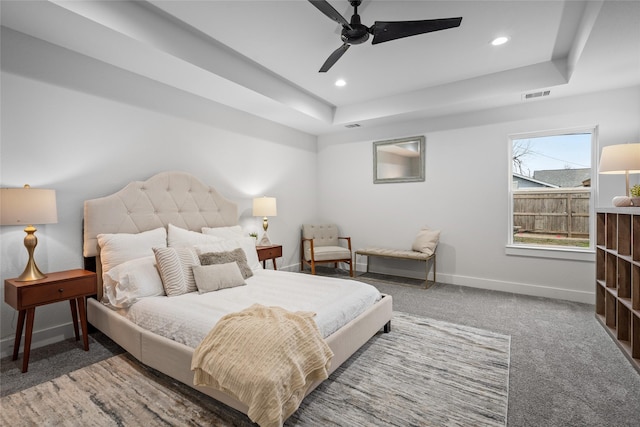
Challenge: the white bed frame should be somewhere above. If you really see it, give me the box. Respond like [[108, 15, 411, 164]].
[[83, 171, 393, 416]]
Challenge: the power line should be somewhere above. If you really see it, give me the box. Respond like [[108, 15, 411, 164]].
[[528, 149, 589, 168]]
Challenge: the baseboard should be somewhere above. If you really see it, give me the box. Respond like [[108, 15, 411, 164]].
[[352, 261, 594, 304], [434, 272, 595, 304], [0, 322, 77, 359]]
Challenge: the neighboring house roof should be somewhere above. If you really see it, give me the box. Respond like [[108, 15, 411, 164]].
[[512, 173, 558, 188], [533, 168, 591, 188]]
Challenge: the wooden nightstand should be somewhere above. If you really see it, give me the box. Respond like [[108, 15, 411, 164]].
[[256, 245, 283, 270], [4, 269, 97, 373]]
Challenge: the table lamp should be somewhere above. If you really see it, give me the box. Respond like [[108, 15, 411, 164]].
[[598, 143, 640, 206], [1, 185, 58, 281], [253, 196, 277, 246]]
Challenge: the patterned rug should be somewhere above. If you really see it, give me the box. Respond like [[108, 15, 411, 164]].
[[0, 312, 510, 426]]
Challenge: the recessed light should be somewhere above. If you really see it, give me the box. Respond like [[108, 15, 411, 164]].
[[335, 79, 346, 87], [491, 36, 509, 46]]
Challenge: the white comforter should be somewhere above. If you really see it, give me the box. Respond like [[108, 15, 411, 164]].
[[119, 269, 380, 348]]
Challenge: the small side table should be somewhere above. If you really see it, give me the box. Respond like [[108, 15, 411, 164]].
[[4, 269, 97, 373], [256, 245, 283, 270]]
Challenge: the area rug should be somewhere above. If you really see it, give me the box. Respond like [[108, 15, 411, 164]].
[[0, 312, 510, 426]]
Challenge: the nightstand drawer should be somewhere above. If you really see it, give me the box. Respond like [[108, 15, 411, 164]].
[[258, 246, 282, 261], [20, 276, 96, 308]]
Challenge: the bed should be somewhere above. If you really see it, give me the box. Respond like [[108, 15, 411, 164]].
[[82, 171, 393, 425]]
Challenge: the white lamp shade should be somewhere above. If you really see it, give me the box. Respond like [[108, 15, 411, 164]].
[[0, 187, 58, 225], [253, 197, 277, 217], [598, 143, 640, 174]]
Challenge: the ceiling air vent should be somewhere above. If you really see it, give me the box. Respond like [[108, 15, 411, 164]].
[[522, 90, 551, 100], [345, 123, 361, 128]]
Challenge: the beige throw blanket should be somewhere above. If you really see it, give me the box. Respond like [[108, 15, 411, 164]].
[[191, 304, 334, 427]]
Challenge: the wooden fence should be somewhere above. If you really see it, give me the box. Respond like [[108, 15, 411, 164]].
[[513, 188, 591, 238]]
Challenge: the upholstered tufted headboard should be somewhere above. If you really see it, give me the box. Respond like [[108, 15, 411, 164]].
[[83, 171, 238, 258]]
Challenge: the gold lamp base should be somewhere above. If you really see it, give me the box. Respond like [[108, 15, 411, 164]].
[[16, 225, 47, 282]]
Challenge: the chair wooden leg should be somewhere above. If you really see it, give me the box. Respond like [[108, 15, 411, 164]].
[[311, 260, 316, 275]]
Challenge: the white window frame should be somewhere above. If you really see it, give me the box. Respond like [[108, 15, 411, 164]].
[[506, 126, 598, 262]]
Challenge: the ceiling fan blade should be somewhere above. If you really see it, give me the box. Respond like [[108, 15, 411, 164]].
[[319, 43, 350, 72], [308, 0, 352, 30], [371, 17, 462, 45]]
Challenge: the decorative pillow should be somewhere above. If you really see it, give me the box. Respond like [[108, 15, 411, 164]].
[[192, 263, 245, 294], [102, 256, 164, 308], [411, 226, 441, 256], [201, 225, 244, 240], [153, 246, 201, 296], [97, 227, 167, 273], [199, 248, 253, 280], [196, 236, 262, 272], [167, 224, 224, 247]]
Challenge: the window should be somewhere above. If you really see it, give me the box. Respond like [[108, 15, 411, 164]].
[[507, 127, 597, 259]]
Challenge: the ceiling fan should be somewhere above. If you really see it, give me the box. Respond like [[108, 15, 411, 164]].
[[309, 0, 462, 72]]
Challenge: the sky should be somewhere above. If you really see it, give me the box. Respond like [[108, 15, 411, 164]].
[[512, 133, 592, 177]]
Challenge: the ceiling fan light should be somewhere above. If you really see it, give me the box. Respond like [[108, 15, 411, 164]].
[[491, 36, 509, 46]]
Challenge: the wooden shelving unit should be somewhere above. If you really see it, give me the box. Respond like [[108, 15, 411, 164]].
[[595, 208, 640, 373]]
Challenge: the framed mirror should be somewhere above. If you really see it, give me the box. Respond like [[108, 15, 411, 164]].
[[373, 136, 425, 183]]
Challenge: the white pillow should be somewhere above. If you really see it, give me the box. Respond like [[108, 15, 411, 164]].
[[167, 224, 224, 247], [153, 246, 201, 296], [97, 227, 167, 273], [196, 236, 262, 272], [102, 256, 164, 308], [192, 263, 245, 294], [201, 225, 244, 240], [411, 226, 441, 256]]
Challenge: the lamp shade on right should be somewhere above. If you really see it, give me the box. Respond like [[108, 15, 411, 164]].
[[598, 143, 640, 175], [598, 143, 640, 205]]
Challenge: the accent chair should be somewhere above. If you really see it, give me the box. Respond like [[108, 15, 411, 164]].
[[300, 224, 353, 277]]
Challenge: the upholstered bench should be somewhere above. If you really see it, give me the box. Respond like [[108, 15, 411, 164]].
[[355, 247, 436, 289]]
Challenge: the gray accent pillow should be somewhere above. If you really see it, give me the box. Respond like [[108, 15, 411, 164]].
[[199, 248, 253, 280], [192, 263, 245, 294]]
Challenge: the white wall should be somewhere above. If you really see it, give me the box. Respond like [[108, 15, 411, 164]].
[[317, 86, 640, 303], [0, 32, 318, 356]]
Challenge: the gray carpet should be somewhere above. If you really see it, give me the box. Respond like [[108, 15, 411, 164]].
[[352, 271, 640, 427], [2, 269, 639, 426], [0, 312, 510, 427], [0, 331, 124, 397]]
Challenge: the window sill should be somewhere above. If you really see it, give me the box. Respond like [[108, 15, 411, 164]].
[[505, 245, 595, 262]]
